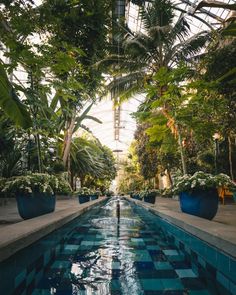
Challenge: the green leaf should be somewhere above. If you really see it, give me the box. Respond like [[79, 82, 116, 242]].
[[222, 23, 236, 37], [84, 115, 102, 124], [0, 62, 32, 128], [73, 102, 94, 132]]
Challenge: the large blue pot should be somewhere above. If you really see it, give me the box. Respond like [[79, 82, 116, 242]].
[[16, 192, 56, 220], [144, 192, 156, 204], [78, 194, 90, 204], [132, 194, 142, 201], [179, 188, 219, 220], [90, 194, 98, 201]]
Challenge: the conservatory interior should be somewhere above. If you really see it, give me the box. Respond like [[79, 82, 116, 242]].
[[0, 0, 236, 294]]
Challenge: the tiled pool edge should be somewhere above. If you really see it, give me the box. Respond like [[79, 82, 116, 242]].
[[0, 198, 106, 263], [128, 197, 236, 295], [128, 198, 236, 258]]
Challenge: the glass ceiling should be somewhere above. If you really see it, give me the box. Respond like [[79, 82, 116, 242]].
[[85, 0, 236, 156]]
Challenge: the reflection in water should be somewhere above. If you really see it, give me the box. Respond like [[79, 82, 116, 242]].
[[67, 197, 143, 294], [36, 197, 150, 295]]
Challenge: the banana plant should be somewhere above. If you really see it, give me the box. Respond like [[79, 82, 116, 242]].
[[61, 101, 102, 169], [0, 62, 32, 128]]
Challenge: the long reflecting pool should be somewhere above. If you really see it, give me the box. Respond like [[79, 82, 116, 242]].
[[0, 197, 230, 294]]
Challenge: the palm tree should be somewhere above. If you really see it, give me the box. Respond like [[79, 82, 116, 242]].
[[102, 0, 211, 174], [106, 0, 210, 100]]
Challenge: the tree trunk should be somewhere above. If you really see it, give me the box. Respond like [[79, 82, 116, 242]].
[[177, 125, 187, 175], [166, 169, 173, 187], [35, 134, 43, 173], [62, 114, 76, 168], [228, 135, 234, 180]]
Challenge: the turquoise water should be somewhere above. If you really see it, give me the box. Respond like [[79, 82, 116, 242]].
[[0, 198, 221, 295]]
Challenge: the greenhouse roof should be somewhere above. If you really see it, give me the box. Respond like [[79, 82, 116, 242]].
[[86, 0, 236, 155]]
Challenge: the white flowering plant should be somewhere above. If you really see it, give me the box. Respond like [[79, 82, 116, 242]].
[[75, 187, 92, 196], [172, 171, 236, 194], [56, 177, 72, 195], [2, 173, 60, 196], [140, 189, 159, 199]]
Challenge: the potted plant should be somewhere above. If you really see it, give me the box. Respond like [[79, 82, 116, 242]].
[[56, 177, 72, 199], [76, 187, 91, 204], [173, 171, 236, 220], [141, 189, 158, 204], [90, 189, 100, 201], [3, 173, 59, 219], [130, 191, 142, 201]]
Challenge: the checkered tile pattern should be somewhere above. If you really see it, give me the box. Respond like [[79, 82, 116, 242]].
[[1, 198, 234, 295], [30, 199, 215, 295]]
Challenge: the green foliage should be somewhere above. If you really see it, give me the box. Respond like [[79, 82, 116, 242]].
[[134, 124, 158, 179], [0, 62, 32, 128], [56, 177, 72, 195], [70, 136, 116, 186], [3, 173, 60, 195]]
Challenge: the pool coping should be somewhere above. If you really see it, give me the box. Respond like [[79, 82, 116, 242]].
[[128, 197, 236, 259], [0, 198, 106, 263]]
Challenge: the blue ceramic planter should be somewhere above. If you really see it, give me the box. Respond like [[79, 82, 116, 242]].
[[78, 194, 90, 204], [179, 188, 219, 220], [90, 194, 98, 201], [16, 193, 56, 220], [144, 192, 156, 204], [132, 194, 142, 201]]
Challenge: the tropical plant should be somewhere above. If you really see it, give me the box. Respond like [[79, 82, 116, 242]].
[[102, 0, 210, 101], [75, 187, 92, 196], [172, 171, 236, 194], [2, 173, 60, 195]]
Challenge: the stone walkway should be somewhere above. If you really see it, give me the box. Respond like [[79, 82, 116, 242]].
[[0, 196, 235, 228], [0, 197, 80, 228], [153, 197, 236, 227]]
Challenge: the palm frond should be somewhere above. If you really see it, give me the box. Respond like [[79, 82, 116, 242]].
[[173, 31, 211, 62], [108, 71, 145, 100]]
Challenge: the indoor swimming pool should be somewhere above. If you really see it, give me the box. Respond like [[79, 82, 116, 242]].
[[0, 197, 234, 295]]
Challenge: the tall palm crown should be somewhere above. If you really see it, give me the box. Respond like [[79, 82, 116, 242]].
[[107, 0, 210, 101]]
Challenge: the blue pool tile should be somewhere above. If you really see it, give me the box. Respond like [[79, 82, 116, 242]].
[[189, 290, 211, 295], [63, 245, 79, 252], [80, 241, 94, 246], [32, 290, 52, 295], [205, 245, 217, 267], [13, 280, 26, 295], [161, 278, 184, 290], [175, 269, 197, 278], [154, 262, 173, 270], [216, 271, 230, 290], [15, 269, 27, 287], [229, 281, 236, 295], [168, 255, 185, 262], [162, 250, 179, 256], [26, 269, 36, 285], [229, 258, 236, 281], [171, 261, 190, 269], [110, 279, 121, 290], [134, 250, 152, 262], [51, 260, 71, 269], [112, 262, 121, 269], [217, 252, 230, 278], [181, 278, 206, 290], [146, 245, 161, 250], [198, 256, 206, 268], [135, 261, 155, 270], [140, 279, 164, 290], [35, 270, 44, 285], [148, 250, 167, 262]]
